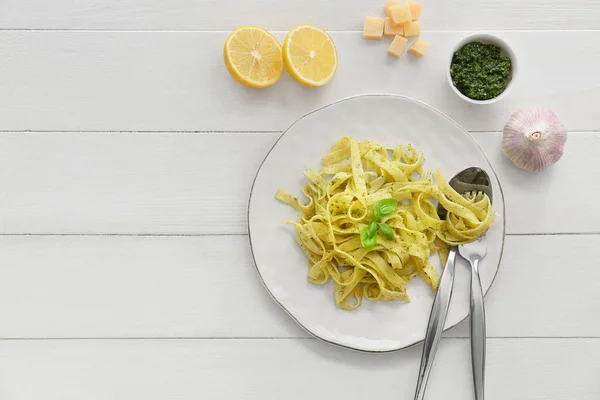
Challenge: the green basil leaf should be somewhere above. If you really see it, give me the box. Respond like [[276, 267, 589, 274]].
[[367, 220, 378, 237], [378, 223, 395, 240], [374, 198, 399, 220], [374, 206, 382, 221], [363, 234, 377, 249], [360, 222, 378, 249], [361, 230, 377, 249]]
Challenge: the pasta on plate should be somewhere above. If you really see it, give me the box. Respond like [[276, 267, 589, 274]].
[[275, 136, 495, 310]]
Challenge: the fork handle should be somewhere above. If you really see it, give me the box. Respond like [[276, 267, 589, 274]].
[[470, 258, 486, 400], [414, 247, 457, 400]]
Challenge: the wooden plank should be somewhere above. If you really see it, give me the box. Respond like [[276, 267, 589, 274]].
[[0, 132, 277, 235], [0, 132, 595, 235], [0, 234, 597, 339], [0, 338, 596, 400], [2, 0, 600, 30], [0, 31, 598, 132], [474, 132, 600, 235]]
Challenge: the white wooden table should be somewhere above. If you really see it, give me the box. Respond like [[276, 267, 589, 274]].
[[1, 1, 599, 399]]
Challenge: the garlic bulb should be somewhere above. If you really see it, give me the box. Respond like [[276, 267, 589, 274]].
[[502, 108, 567, 172]]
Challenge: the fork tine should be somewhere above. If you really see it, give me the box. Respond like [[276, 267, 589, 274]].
[[463, 190, 487, 202]]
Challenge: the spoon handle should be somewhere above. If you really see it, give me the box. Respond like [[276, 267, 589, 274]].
[[470, 258, 486, 400], [414, 247, 457, 400]]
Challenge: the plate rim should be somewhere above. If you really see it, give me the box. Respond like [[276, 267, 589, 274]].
[[247, 93, 506, 353]]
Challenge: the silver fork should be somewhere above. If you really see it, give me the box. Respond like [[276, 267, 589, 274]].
[[414, 185, 490, 400], [459, 190, 488, 400], [459, 234, 488, 400]]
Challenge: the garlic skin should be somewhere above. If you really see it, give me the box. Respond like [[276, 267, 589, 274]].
[[502, 108, 567, 172]]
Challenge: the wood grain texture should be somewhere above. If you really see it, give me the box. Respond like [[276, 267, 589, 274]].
[[3, 0, 600, 30], [0, 234, 598, 339], [0, 132, 596, 235], [0, 31, 598, 132], [0, 132, 276, 235], [0, 338, 597, 400]]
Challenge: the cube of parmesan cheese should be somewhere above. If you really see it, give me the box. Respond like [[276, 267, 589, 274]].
[[388, 35, 409, 57], [403, 21, 421, 37], [363, 16, 385, 40], [408, 39, 430, 57], [389, 3, 412, 25], [384, 17, 404, 37], [384, 0, 398, 17], [409, 1, 422, 20]]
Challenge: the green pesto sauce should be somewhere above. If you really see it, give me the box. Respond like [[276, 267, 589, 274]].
[[450, 42, 512, 101]]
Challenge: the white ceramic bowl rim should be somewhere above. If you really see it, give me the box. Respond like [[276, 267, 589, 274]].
[[447, 33, 518, 105]]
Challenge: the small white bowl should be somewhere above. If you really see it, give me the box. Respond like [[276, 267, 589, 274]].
[[447, 33, 518, 105]]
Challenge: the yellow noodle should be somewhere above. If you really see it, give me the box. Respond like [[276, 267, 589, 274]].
[[276, 137, 495, 310]]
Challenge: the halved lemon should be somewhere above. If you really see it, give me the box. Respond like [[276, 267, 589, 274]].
[[283, 25, 338, 87], [224, 26, 284, 88]]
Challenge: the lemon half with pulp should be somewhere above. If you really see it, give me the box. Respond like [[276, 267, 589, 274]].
[[283, 25, 338, 87], [224, 26, 284, 88]]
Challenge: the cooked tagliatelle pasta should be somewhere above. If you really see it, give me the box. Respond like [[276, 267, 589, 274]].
[[275, 136, 495, 310]]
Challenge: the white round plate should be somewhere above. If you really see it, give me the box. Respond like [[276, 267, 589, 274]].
[[248, 94, 505, 352]]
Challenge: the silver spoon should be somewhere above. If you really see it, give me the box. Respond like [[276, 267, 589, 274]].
[[414, 167, 492, 400]]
